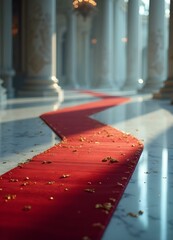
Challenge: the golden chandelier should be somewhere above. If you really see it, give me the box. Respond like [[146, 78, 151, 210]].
[[73, 0, 97, 18]]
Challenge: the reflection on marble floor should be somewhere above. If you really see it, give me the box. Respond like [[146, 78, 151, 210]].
[[0, 90, 173, 240]]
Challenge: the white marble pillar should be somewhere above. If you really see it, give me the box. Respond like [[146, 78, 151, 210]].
[[19, 0, 62, 97], [65, 11, 78, 88], [169, 1, 173, 103], [97, 0, 114, 88], [83, 30, 90, 88], [77, 17, 91, 88], [112, 0, 121, 90], [0, 0, 15, 98], [154, 1, 173, 99], [142, 0, 166, 92], [123, 0, 140, 91], [91, 12, 101, 88], [56, 14, 66, 84]]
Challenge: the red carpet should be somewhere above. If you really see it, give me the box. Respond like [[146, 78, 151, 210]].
[[0, 91, 143, 240]]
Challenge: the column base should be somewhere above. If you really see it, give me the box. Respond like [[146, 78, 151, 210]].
[[153, 79, 173, 99], [18, 77, 64, 100], [122, 84, 138, 92], [140, 80, 164, 93], [0, 79, 7, 106], [63, 82, 80, 90], [1, 70, 15, 98], [153, 90, 173, 99], [121, 89, 137, 95], [96, 80, 115, 89]]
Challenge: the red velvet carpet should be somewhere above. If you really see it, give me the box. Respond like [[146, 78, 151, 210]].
[[0, 91, 143, 240]]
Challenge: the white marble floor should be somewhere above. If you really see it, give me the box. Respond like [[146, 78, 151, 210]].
[[0, 90, 173, 240]]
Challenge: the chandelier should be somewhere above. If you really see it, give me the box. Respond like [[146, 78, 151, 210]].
[[73, 0, 97, 18]]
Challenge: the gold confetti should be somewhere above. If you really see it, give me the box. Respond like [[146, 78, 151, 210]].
[[4, 194, 16, 201], [9, 179, 19, 182], [18, 163, 24, 168], [79, 137, 86, 142], [62, 145, 68, 148], [23, 205, 32, 211], [138, 210, 144, 215], [42, 160, 52, 164], [103, 202, 112, 211], [117, 182, 124, 187], [21, 182, 29, 186], [92, 222, 105, 229], [84, 188, 95, 193], [60, 174, 70, 179], [102, 156, 119, 163], [107, 134, 113, 137], [82, 236, 91, 240], [122, 177, 127, 180], [109, 158, 119, 163], [47, 181, 55, 185], [95, 202, 113, 211], [109, 197, 116, 202], [102, 158, 108, 162], [49, 197, 54, 200], [127, 212, 138, 218], [95, 203, 103, 209]]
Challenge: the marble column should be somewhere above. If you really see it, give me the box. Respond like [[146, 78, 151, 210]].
[[77, 17, 91, 88], [97, 0, 114, 88], [65, 11, 78, 88], [154, 1, 173, 99], [123, 0, 140, 91], [0, 0, 15, 98], [19, 0, 62, 97], [83, 29, 90, 88], [170, 1, 173, 103], [56, 15, 66, 84], [142, 0, 166, 93], [91, 11, 101, 88], [112, 0, 121, 90]]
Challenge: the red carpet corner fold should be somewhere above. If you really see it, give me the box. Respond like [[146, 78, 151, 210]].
[[0, 91, 144, 240]]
